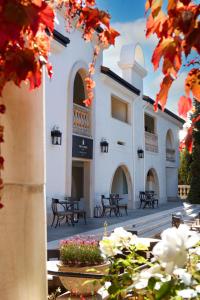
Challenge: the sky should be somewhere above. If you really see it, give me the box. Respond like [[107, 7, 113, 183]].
[[96, 0, 187, 114]]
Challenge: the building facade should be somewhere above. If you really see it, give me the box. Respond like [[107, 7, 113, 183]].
[[45, 15, 184, 222]]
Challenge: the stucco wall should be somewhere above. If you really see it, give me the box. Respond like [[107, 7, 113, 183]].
[[45, 16, 182, 221]]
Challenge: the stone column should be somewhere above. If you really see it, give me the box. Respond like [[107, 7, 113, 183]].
[[0, 81, 47, 300]]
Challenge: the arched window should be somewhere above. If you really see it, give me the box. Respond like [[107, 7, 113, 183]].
[[166, 130, 175, 162], [73, 72, 86, 107]]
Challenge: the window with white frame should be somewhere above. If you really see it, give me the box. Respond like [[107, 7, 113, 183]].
[[111, 95, 129, 123]]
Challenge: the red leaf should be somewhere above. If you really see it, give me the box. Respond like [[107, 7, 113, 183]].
[[0, 104, 6, 114], [185, 126, 193, 153], [178, 96, 192, 118], [47, 63, 53, 79], [0, 156, 4, 170], [0, 126, 4, 143], [0, 178, 3, 189], [179, 0, 192, 5], [180, 126, 193, 153], [83, 98, 92, 107]]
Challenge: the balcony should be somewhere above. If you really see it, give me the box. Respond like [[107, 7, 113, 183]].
[[166, 148, 176, 162], [73, 103, 91, 137], [145, 132, 158, 153]]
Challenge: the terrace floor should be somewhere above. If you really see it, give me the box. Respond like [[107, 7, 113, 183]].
[[47, 201, 186, 248]]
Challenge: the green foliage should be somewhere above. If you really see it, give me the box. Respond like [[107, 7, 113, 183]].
[[178, 149, 192, 185], [100, 227, 200, 300], [188, 100, 200, 204]]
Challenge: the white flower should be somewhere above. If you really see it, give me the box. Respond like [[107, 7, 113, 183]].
[[132, 264, 170, 290], [173, 268, 192, 286], [178, 288, 197, 299], [196, 285, 200, 293], [98, 281, 111, 298], [152, 225, 200, 273], [99, 236, 122, 258], [100, 227, 148, 257], [196, 263, 200, 271]]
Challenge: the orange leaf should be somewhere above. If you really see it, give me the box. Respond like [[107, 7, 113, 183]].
[[151, 0, 163, 17], [185, 68, 200, 101], [152, 38, 173, 70], [167, 0, 177, 11], [178, 96, 192, 118], [156, 75, 173, 109]]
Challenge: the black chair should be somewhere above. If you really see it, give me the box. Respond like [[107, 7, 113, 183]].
[[110, 194, 128, 216], [139, 192, 152, 208], [51, 198, 74, 228], [65, 197, 87, 224], [146, 191, 159, 208], [101, 195, 118, 217]]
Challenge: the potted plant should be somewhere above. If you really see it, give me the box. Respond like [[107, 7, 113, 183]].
[[58, 236, 108, 297]]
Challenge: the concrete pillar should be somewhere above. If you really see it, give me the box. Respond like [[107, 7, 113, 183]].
[[0, 81, 47, 300]]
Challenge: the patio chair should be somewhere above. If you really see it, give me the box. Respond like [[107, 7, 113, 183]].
[[51, 198, 75, 228], [64, 197, 87, 224], [110, 194, 128, 216], [139, 192, 152, 209], [146, 191, 159, 208], [101, 195, 118, 217]]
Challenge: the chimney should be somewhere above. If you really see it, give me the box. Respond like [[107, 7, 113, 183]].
[[118, 43, 147, 92]]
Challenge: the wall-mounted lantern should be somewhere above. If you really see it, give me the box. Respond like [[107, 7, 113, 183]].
[[100, 139, 109, 153], [51, 126, 62, 145], [137, 148, 144, 158]]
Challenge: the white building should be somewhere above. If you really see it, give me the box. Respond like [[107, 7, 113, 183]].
[[45, 16, 184, 222]]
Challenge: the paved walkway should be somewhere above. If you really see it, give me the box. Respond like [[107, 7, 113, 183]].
[[47, 201, 183, 248]]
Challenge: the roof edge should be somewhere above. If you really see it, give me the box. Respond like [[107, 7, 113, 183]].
[[101, 66, 140, 96], [143, 95, 185, 124]]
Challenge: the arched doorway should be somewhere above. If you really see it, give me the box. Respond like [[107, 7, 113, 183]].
[[110, 165, 133, 208], [71, 69, 93, 216], [145, 168, 159, 197]]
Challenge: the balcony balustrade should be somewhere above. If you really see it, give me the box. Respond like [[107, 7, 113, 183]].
[[166, 148, 176, 162], [145, 131, 158, 153], [73, 103, 91, 137], [178, 185, 190, 199]]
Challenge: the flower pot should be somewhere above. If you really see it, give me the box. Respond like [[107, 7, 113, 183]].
[[58, 263, 109, 297]]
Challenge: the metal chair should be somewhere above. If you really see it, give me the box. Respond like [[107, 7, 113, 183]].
[[101, 195, 118, 217], [139, 192, 151, 208], [51, 198, 74, 228], [64, 197, 87, 224], [110, 194, 128, 216]]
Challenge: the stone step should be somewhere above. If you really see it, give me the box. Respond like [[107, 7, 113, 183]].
[[134, 204, 200, 237]]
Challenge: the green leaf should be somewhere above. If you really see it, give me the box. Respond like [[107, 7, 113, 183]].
[[155, 281, 172, 300], [148, 277, 156, 290]]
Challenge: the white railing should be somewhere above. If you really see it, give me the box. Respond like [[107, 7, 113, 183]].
[[166, 148, 176, 162], [178, 185, 190, 199], [145, 132, 158, 153], [73, 103, 91, 137]]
